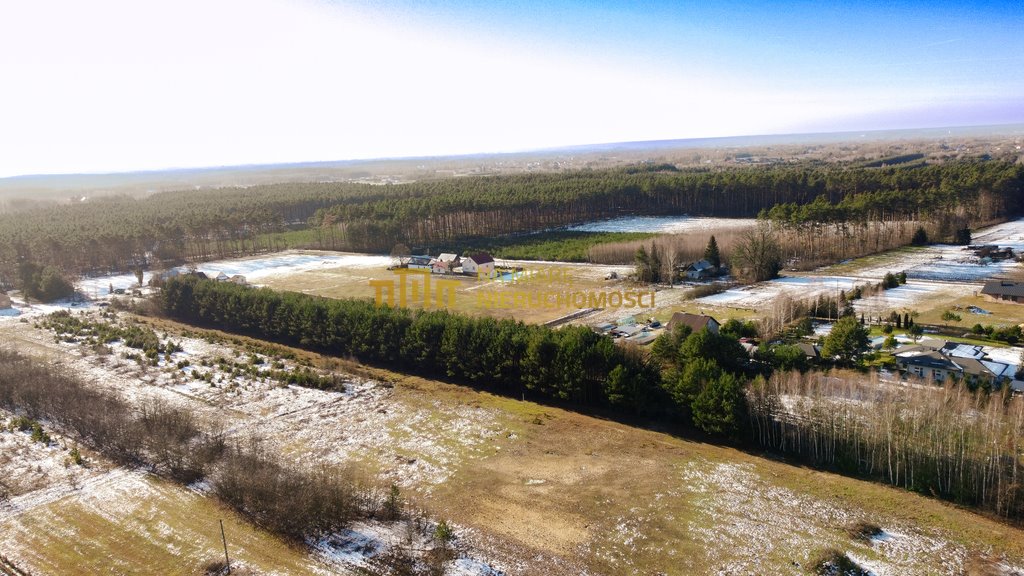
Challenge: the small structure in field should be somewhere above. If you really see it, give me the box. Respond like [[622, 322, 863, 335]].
[[463, 253, 495, 277], [981, 281, 1024, 303], [666, 312, 720, 334], [229, 274, 248, 285], [0, 292, 11, 309]]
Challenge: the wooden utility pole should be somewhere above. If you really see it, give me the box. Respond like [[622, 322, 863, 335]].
[[219, 519, 231, 574]]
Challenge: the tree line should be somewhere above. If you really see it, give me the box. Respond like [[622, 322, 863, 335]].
[[160, 276, 766, 434], [161, 276, 664, 413], [748, 370, 1024, 519], [1, 159, 1020, 289], [161, 275, 1024, 521]]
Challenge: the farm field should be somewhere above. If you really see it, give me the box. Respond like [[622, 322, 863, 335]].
[[564, 215, 758, 234], [259, 258, 637, 325], [3, 312, 1024, 574]]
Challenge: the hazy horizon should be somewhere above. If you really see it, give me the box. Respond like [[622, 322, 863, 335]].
[[1, 121, 1021, 181], [2, 0, 1022, 178]]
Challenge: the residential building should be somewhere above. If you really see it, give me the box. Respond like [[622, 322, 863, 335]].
[[981, 281, 1024, 303], [666, 312, 720, 335], [684, 259, 717, 280], [462, 253, 495, 277], [408, 255, 432, 270], [894, 341, 1012, 386]]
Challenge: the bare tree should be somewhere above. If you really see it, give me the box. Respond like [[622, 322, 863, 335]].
[[731, 224, 782, 282], [390, 243, 412, 268]]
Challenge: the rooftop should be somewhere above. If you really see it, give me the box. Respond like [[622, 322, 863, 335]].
[[981, 280, 1024, 298]]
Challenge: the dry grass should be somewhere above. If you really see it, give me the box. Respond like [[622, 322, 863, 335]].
[[259, 261, 636, 325], [5, 314, 1024, 575], [912, 293, 1024, 328], [587, 226, 754, 265], [0, 473, 327, 576]]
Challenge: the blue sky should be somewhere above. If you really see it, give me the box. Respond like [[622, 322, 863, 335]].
[[0, 0, 1021, 177]]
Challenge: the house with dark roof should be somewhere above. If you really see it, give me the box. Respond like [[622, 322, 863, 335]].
[[797, 342, 820, 359], [896, 351, 961, 382], [894, 341, 1011, 386], [684, 259, 717, 280], [463, 253, 496, 277], [408, 255, 433, 270], [666, 312, 720, 335], [981, 281, 1024, 303]]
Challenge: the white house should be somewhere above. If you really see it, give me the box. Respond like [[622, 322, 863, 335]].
[[462, 253, 496, 278]]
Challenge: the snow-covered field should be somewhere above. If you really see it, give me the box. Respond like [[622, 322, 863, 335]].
[[833, 218, 1024, 282], [0, 313, 508, 575], [844, 243, 1020, 282], [699, 275, 861, 308], [673, 460, 971, 575], [0, 250, 393, 319], [565, 215, 756, 234], [77, 250, 391, 296], [852, 280, 979, 317], [698, 218, 1024, 311]]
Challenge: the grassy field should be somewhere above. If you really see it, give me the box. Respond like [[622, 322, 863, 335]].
[[411, 374, 1024, 575], [259, 260, 637, 325], [461, 231, 655, 262], [0, 472, 332, 575], [912, 293, 1024, 328]]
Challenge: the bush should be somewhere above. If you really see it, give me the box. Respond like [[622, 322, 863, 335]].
[[813, 548, 871, 575], [69, 445, 84, 466], [911, 226, 929, 246], [30, 422, 51, 444], [760, 344, 808, 372], [882, 272, 899, 289], [846, 520, 883, 542], [214, 446, 358, 540]]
